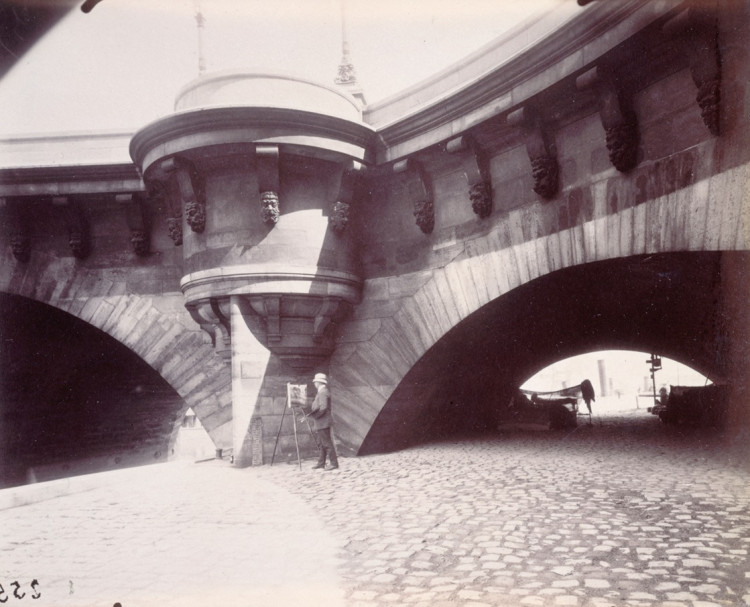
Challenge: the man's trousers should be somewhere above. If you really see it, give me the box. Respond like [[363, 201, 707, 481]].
[[315, 428, 338, 467]]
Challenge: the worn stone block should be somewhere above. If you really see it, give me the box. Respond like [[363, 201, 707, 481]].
[[392, 306, 430, 355], [388, 270, 432, 299], [631, 203, 647, 256], [337, 318, 381, 343]]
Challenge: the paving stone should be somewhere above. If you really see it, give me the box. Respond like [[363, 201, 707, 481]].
[[655, 581, 682, 591], [683, 559, 716, 568], [629, 591, 657, 600], [648, 560, 676, 568], [552, 566, 575, 576], [689, 583, 722, 593], [430, 584, 458, 593], [666, 591, 699, 601]]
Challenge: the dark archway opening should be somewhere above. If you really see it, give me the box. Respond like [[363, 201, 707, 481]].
[[0, 293, 186, 488], [360, 251, 745, 455]]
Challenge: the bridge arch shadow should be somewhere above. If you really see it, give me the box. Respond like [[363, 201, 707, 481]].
[[0, 293, 187, 487], [358, 251, 734, 455]]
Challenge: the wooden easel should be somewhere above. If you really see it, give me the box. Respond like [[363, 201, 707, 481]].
[[270, 383, 318, 469]]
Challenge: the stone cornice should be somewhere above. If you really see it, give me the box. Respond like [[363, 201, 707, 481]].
[[0, 130, 134, 169], [180, 264, 363, 305], [0, 164, 142, 197], [366, 0, 684, 163], [130, 106, 377, 175]]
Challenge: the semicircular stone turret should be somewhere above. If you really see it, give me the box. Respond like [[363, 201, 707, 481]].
[[130, 71, 376, 371]]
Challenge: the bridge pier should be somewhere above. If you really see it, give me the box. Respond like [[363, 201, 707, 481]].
[[229, 295, 271, 467], [129, 72, 375, 465]]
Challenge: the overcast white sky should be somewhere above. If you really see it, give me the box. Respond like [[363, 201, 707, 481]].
[[523, 350, 709, 395], [0, 0, 561, 135]]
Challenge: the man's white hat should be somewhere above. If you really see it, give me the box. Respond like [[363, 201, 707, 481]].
[[313, 373, 328, 384]]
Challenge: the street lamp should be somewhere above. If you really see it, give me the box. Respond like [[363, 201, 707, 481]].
[[646, 354, 662, 407]]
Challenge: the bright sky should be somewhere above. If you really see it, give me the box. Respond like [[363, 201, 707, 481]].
[[523, 350, 710, 395], [0, 0, 560, 136]]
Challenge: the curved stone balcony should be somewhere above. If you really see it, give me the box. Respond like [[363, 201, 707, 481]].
[[175, 70, 364, 120], [131, 71, 374, 171], [130, 71, 377, 370]]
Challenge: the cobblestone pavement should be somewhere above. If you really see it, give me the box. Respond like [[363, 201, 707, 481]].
[[258, 411, 750, 607], [1, 410, 749, 607]]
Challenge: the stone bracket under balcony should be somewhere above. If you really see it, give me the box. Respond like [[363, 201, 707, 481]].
[[181, 264, 362, 371], [186, 291, 354, 371], [187, 298, 232, 362]]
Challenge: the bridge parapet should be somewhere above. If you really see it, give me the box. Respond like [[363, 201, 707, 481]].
[[365, 1, 723, 164]]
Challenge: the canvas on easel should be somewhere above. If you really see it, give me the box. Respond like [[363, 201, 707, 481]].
[[270, 382, 317, 468]]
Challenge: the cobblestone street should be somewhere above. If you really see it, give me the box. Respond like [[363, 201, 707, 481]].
[[2, 410, 749, 607], [259, 412, 750, 607]]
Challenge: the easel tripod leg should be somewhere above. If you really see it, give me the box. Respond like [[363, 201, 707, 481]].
[[293, 407, 301, 470], [271, 400, 288, 465]]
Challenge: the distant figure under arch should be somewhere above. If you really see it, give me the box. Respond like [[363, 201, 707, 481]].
[[581, 379, 595, 415]]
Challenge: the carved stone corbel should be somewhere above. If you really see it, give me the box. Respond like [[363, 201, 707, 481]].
[[5, 200, 30, 263], [330, 160, 365, 233], [576, 66, 639, 173], [394, 158, 434, 234], [148, 179, 181, 246], [160, 157, 206, 233], [663, 6, 721, 136], [53, 196, 90, 259], [116, 193, 150, 256], [256, 145, 280, 226], [446, 134, 492, 218], [188, 298, 231, 361], [313, 298, 342, 342], [507, 106, 559, 200], [249, 295, 282, 343], [238, 293, 353, 370]]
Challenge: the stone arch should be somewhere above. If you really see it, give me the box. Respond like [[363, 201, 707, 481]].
[[0, 248, 233, 451], [332, 166, 749, 455]]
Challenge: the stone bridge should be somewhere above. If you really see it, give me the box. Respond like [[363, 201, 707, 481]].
[[1, 0, 748, 485]]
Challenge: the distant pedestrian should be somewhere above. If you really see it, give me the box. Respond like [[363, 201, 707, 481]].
[[581, 379, 595, 415], [310, 373, 339, 471]]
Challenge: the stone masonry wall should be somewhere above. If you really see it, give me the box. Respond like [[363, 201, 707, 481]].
[[331, 30, 750, 455]]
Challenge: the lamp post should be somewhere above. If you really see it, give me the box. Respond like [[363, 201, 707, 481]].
[[647, 354, 662, 408]]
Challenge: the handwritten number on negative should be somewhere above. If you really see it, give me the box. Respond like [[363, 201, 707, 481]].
[[0, 581, 40, 601], [10, 583, 23, 600]]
